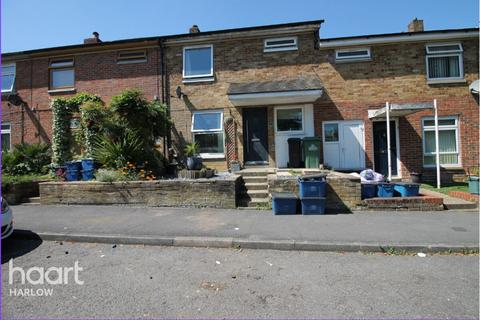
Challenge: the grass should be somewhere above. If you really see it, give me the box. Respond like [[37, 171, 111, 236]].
[[2, 173, 52, 188], [421, 182, 469, 195]]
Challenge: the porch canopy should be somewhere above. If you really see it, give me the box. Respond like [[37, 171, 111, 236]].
[[368, 100, 442, 188], [227, 77, 323, 106], [368, 102, 434, 119]]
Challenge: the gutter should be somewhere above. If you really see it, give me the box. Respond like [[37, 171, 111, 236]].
[[320, 30, 479, 48]]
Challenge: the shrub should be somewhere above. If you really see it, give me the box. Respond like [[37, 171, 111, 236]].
[[92, 130, 143, 169], [2, 143, 51, 175], [95, 169, 125, 182]]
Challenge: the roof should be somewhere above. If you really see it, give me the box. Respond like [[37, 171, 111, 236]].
[[2, 20, 324, 58], [228, 77, 323, 95]]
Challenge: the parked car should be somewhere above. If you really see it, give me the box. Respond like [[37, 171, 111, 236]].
[[2, 197, 14, 239]]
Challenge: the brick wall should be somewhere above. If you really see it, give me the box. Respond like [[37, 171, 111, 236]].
[[2, 46, 162, 147]]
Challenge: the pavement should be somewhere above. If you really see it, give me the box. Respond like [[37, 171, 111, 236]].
[[2, 239, 479, 318], [9, 204, 479, 252]]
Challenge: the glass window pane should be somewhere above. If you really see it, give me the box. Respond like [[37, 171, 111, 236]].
[[50, 59, 74, 67], [324, 123, 339, 142], [1, 133, 10, 151], [2, 65, 15, 74], [1, 123, 11, 130], [424, 154, 458, 165], [2, 74, 15, 91], [51, 69, 74, 88], [193, 112, 222, 131], [424, 130, 457, 153], [428, 56, 460, 78], [194, 132, 224, 154], [277, 108, 303, 131], [184, 47, 212, 77], [424, 119, 456, 127]]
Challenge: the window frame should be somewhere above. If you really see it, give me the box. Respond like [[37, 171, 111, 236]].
[[117, 49, 147, 64], [322, 122, 340, 144], [1, 122, 11, 151], [49, 57, 75, 90], [425, 42, 464, 83], [274, 106, 305, 134], [191, 110, 225, 159], [1, 63, 16, 94], [182, 44, 214, 79], [263, 36, 298, 53], [335, 47, 371, 62], [422, 116, 461, 168]]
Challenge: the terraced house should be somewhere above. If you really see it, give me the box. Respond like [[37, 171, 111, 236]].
[[2, 19, 479, 183]]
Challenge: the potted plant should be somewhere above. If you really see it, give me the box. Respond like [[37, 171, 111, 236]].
[[184, 142, 203, 170], [410, 171, 422, 184], [468, 167, 479, 195]]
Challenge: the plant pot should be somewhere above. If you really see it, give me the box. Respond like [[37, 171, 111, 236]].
[[468, 176, 479, 195], [186, 156, 203, 170], [410, 172, 422, 184]]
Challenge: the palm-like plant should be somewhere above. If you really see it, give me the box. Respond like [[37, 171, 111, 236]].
[[92, 131, 143, 169], [184, 142, 200, 157]]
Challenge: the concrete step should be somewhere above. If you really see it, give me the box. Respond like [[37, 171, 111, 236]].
[[244, 182, 269, 190], [239, 168, 274, 177], [238, 197, 271, 208], [242, 176, 268, 183], [244, 190, 269, 198]]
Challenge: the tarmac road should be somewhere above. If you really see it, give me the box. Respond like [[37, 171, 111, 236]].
[[2, 238, 478, 319]]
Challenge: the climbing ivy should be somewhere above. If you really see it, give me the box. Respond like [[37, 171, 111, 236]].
[[51, 93, 103, 165]]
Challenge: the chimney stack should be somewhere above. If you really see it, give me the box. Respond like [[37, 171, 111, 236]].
[[84, 32, 102, 44], [408, 18, 424, 32], [189, 25, 200, 33]]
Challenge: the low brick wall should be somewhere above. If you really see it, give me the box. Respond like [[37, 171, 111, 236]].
[[40, 175, 241, 209], [362, 196, 444, 211], [268, 171, 362, 213], [3, 180, 47, 205]]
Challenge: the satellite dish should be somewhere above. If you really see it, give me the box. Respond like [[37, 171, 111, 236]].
[[469, 80, 479, 95]]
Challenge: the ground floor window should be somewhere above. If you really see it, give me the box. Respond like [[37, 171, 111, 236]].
[[422, 116, 460, 167], [276, 107, 303, 132], [191, 110, 224, 158], [1, 122, 11, 151]]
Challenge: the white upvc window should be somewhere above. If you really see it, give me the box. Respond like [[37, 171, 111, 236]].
[[191, 110, 224, 159], [422, 116, 460, 168], [335, 47, 371, 62], [264, 37, 298, 52], [183, 45, 214, 80], [275, 106, 304, 134], [117, 50, 147, 64], [1, 122, 11, 151], [323, 122, 339, 143], [49, 58, 75, 90], [425, 42, 464, 83], [2, 63, 16, 94]]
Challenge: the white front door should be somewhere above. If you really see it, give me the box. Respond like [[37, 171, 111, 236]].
[[274, 105, 314, 168], [323, 120, 365, 170]]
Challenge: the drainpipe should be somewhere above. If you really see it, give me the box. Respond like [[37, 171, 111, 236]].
[[434, 99, 441, 189], [159, 38, 172, 158]]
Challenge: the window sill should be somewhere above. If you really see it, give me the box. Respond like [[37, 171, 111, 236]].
[[335, 58, 372, 64], [182, 77, 215, 84], [1, 91, 16, 96], [117, 60, 147, 65], [427, 78, 466, 85], [48, 88, 76, 94], [263, 47, 298, 53], [200, 154, 225, 160]]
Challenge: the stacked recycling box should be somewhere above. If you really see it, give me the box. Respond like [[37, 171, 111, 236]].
[[298, 174, 327, 215]]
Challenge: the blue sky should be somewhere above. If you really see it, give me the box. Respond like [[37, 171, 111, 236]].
[[2, 0, 478, 53]]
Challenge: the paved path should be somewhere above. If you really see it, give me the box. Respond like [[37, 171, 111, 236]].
[[10, 205, 479, 251], [2, 239, 478, 318]]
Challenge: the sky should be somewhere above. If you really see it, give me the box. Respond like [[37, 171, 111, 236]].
[[1, 0, 479, 53]]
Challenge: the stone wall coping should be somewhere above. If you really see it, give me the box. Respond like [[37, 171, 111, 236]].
[[40, 175, 241, 186], [267, 170, 360, 182]]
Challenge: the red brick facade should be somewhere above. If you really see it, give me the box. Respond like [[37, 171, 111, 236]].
[[2, 23, 479, 183]]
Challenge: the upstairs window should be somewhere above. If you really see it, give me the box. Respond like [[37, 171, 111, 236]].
[[425, 43, 463, 82], [183, 45, 213, 79], [2, 63, 16, 93], [264, 37, 298, 52], [117, 50, 147, 64], [335, 47, 371, 62], [191, 110, 224, 158], [49, 58, 75, 89], [1, 122, 11, 151]]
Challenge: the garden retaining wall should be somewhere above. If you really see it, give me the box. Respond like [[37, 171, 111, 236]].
[[3, 180, 46, 205], [40, 175, 241, 209]]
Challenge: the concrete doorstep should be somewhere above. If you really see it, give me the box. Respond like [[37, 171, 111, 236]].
[[11, 229, 478, 254]]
